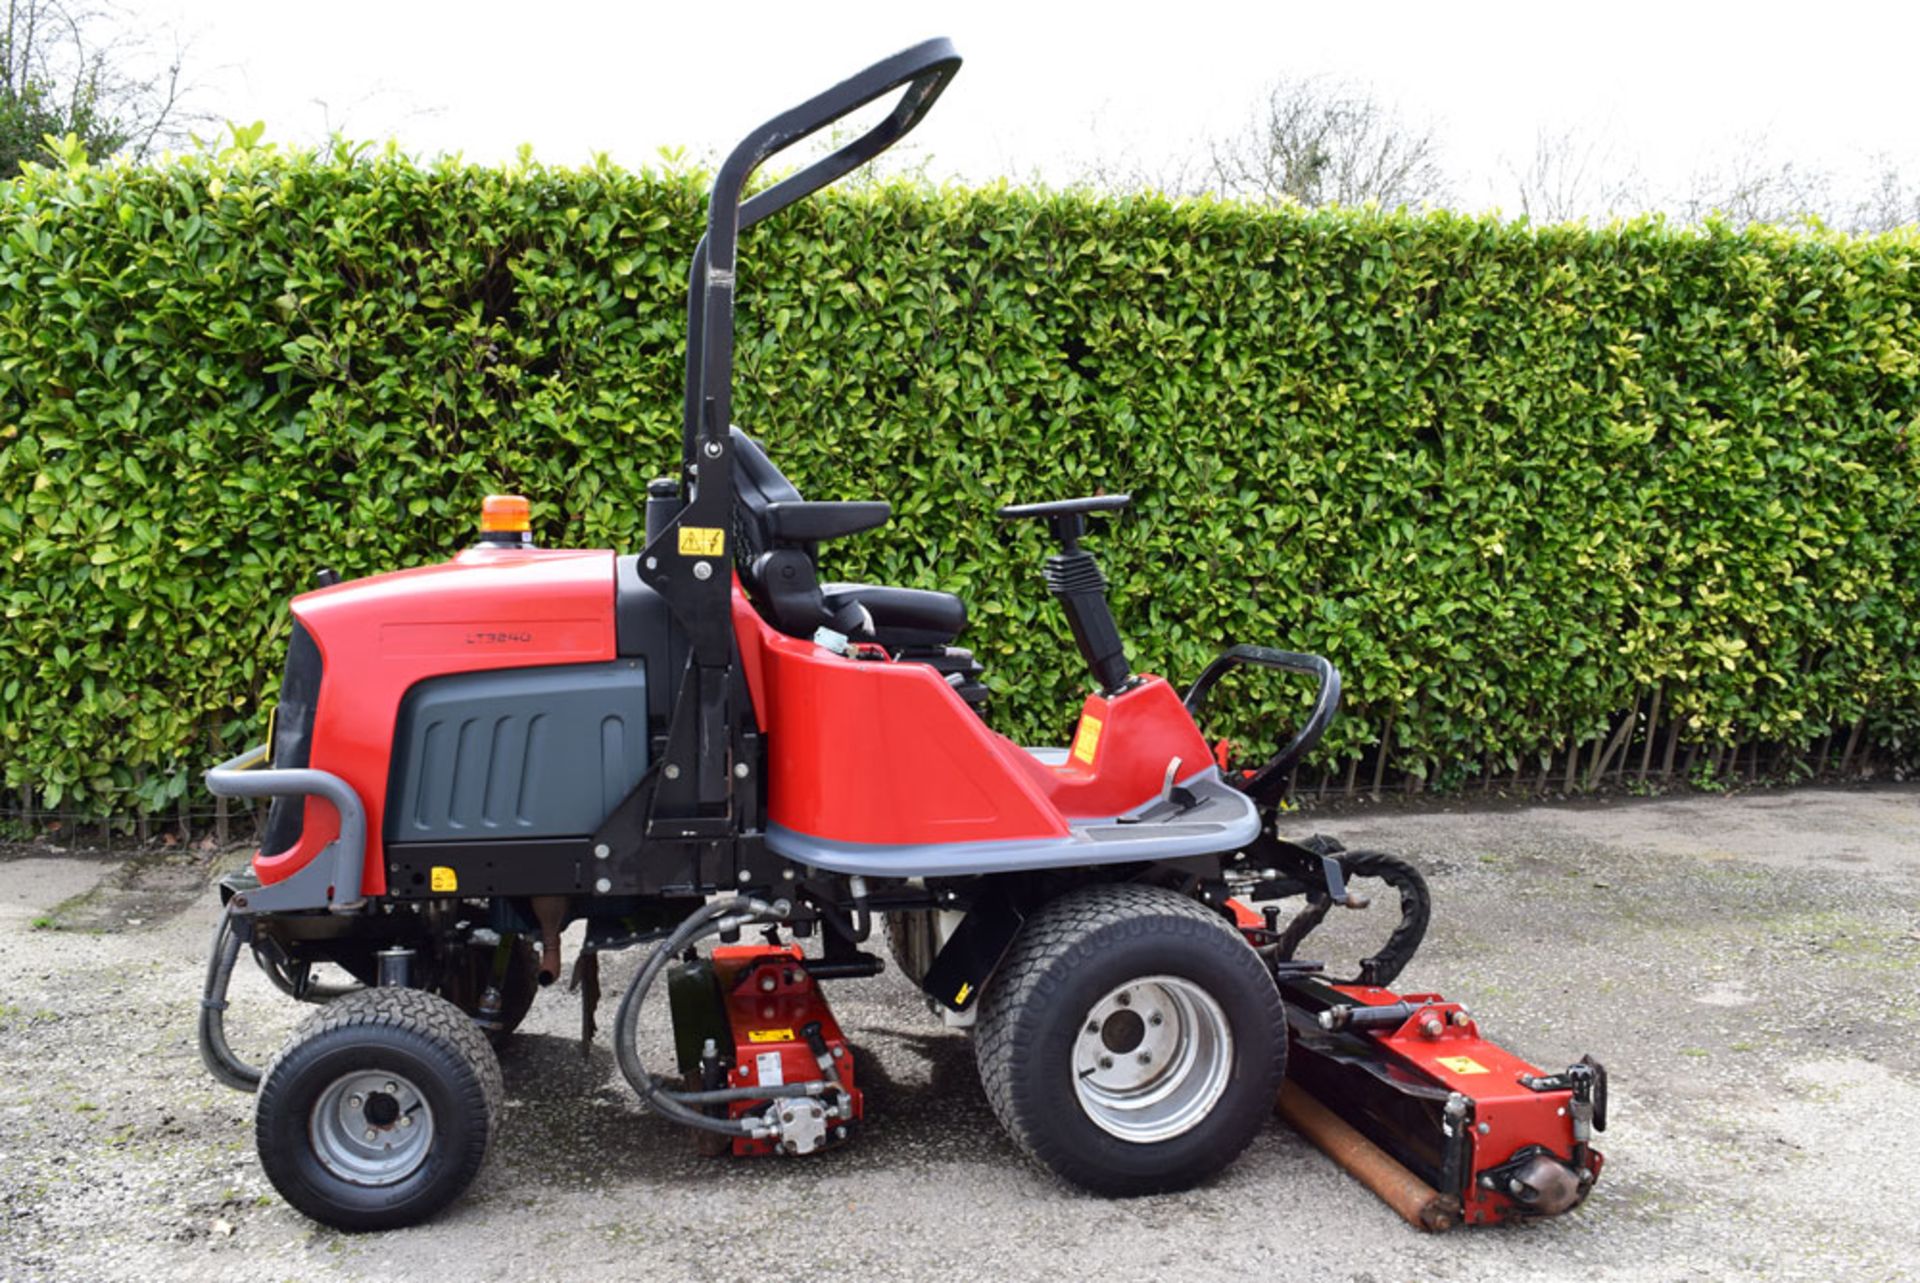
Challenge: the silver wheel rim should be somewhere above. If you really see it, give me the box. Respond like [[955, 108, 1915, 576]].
[[1071, 974, 1234, 1143], [309, 1070, 435, 1186]]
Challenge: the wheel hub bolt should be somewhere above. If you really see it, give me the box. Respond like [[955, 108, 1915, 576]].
[[400, 1116, 413, 1128], [1086, 1021, 1100, 1034], [1148, 1014, 1163, 1027], [1099, 1055, 1113, 1070], [364, 1128, 378, 1142], [385, 1082, 398, 1094], [349, 1094, 363, 1108], [1116, 992, 1132, 1007], [1137, 1051, 1152, 1065]]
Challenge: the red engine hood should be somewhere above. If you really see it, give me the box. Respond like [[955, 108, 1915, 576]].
[[258, 546, 619, 893]]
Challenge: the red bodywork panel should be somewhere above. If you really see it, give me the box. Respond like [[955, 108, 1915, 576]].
[[731, 588, 1216, 844], [259, 556, 1218, 890], [257, 546, 617, 896], [1328, 983, 1603, 1226], [713, 945, 862, 1155], [1006, 683, 1217, 819]]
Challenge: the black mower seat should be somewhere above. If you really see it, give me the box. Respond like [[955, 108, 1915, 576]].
[[730, 428, 968, 649], [822, 583, 967, 649]]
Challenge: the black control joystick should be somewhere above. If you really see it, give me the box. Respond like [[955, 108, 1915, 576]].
[[997, 494, 1135, 695]]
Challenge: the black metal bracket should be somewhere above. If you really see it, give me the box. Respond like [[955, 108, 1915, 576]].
[[1246, 838, 1431, 989], [922, 885, 1025, 1012], [1520, 1055, 1609, 1134]]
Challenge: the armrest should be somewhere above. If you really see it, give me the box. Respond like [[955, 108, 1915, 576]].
[[764, 500, 892, 543]]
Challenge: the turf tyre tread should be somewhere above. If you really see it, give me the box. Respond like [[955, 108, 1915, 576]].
[[255, 986, 502, 1231], [975, 882, 1284, 1196]]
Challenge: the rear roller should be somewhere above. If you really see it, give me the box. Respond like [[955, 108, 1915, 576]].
[[975, 883, 1285, 1195]]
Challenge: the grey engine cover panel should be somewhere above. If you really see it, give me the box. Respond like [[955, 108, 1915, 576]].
[[386, 660, 648, 842]]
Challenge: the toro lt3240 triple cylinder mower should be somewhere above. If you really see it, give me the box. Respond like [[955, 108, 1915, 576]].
[[196, 38, 1606, 1233]]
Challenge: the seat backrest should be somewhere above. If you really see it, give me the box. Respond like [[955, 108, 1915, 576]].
[[729, 427, 831, 638], [731, 426, 803, 565]]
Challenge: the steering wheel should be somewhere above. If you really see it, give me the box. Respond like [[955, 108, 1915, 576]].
[[996, 494, 1131, 549]]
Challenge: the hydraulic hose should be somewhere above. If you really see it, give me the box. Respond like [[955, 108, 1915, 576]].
[[197, 904, 262, 1092], [671, 1082, 837, 1105], [258, 954, 362, 1004], [613, 895, 822, 1138], [1274, 850, 1431, 988]]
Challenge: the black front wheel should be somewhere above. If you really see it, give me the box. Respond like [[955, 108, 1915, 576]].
[[974, 883, 1285, 1196], [255, 987, 502, 1231]]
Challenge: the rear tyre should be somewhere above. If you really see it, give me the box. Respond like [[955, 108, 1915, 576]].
[[255, 987, 502, 1231], [975, 883, 1285, 1196]]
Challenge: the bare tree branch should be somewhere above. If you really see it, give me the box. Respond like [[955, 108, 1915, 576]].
[[1205, 76, 1448, 208], [1, 0, 204, 170], [1676, 131, 1837, 229], [1503, 124, 1646, 223], [1842, 157, 1920, 233]]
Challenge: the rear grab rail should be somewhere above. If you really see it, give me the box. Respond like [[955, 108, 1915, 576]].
[[1183, 645, 1342, 805]]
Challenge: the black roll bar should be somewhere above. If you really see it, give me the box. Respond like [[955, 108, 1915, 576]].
[[681, 37, 962, 470]]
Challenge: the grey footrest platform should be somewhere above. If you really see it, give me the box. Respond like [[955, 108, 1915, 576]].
[[766, 767, 1259, 877]]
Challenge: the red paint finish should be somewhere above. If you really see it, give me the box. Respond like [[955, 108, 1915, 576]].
[[731, 591, 1220, 844], [713, 945, 863, 1155], [1330, 983, 1602, 1225], [1005, 679, 1216, 819], [730, 583, 770, 724], [734, 599, 1070, 844], [266, 558, 1225, 887], [255, 545, 618, 895], [1226, 898, 1265, 932]]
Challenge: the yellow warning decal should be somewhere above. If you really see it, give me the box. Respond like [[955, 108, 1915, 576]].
[[1071, 714, 1104, 766], [429, 866, 458, 893], [955, 981, 973, 1006], [1437, 1055, 1489, 1075], [678, 525, 726, 557], [746, 1028, 795, 1043]]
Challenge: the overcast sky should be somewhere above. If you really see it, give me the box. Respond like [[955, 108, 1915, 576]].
[[124, 0, 1920, 217]]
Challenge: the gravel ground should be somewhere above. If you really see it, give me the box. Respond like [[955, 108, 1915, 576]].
[[2, 785, 1917, 1283]]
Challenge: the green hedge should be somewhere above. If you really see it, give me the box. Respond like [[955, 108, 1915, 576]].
[[2, 144, 1916, 818]]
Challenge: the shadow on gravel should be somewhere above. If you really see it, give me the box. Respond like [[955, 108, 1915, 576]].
[[486, 1020, 1013, 1190]]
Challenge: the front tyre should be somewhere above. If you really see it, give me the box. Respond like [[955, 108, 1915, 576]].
[[975, 884, 1285, 1196], [255, 987, 502, 1231]]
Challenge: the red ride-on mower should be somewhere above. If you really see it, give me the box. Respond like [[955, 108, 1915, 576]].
[[196, 38, 1606, 1233]]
